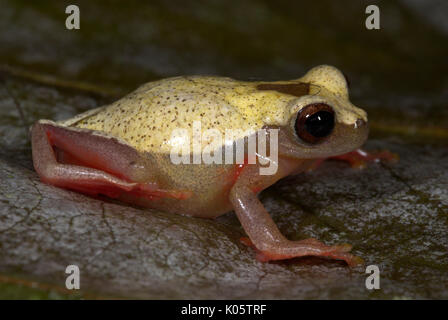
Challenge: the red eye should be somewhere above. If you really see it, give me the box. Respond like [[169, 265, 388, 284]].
[[295, 103, 335, 144]]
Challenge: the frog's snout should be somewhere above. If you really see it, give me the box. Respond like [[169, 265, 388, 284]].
[[352, 117, 369, 148]]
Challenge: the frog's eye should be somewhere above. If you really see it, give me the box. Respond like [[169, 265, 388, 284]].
[[295, 103, 335, 144]]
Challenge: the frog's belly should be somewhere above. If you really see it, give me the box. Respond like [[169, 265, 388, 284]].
[[119, 159, 241, 218], [120, 194, 234, 218]]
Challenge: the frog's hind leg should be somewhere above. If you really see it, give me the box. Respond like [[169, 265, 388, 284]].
[[31, 121, 189, 200]]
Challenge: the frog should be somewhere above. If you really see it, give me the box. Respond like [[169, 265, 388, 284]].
[[31, 65, 396, 266]]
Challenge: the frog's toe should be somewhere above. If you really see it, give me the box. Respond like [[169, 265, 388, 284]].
[[318, 245, 364, 267], [368, 150, 399, 164], [240, 236, 363, 267]]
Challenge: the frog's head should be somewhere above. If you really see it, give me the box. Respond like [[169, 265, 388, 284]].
[[276, 65, 369, 159]]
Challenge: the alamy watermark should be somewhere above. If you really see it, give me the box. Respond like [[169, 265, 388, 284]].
[[65, 264, 80, 290], [365, 5, 380, 30], [365, 264, 380, 290], [169, 121, 279, 175], [65, 5, 80, 30]]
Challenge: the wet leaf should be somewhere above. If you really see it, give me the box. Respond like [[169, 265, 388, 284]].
[[0, 0, 447, 299]]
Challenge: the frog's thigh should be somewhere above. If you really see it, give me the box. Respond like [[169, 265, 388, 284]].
[[36, 121, 146, 178], [31, 121, 157, 198]]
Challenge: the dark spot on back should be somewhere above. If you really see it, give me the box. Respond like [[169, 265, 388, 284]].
[[256, 82, 310, 97]]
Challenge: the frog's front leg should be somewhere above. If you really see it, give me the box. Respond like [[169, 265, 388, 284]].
[[329, 148, 398, 168], [229, 175, 362, 266], [309, 148, 399, 170]]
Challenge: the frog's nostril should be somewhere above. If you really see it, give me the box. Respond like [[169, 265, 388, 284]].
[[355, 119, 366, 129]]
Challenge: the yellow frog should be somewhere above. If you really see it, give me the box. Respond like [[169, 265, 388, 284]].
[[31, 65, 394, 266]]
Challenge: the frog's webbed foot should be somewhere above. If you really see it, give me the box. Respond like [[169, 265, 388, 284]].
[[310, 148, 399, 170], [230, 184, 363, 267]]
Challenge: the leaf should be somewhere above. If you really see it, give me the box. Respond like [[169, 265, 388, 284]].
[[0, 0, 447, 299]]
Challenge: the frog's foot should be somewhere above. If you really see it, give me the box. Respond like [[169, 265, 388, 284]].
[[310, 148, 399, 170], [240, 237, 363, 267]]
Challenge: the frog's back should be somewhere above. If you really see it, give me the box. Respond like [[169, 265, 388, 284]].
[[69, 76, 295, 153]]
